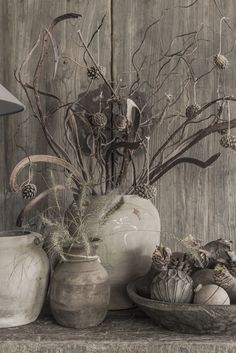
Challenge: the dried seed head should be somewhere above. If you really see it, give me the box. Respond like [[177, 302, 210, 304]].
[[134, 184, 157, 199], [87, 66, 100, 80], [22, 183, 37, 200], [219, 134, 236, 150], [220, 134, 231, 148], [229, 137, 236, 150], [185, 104, 201, 119], [152, 245, 172, 272], [90, 112, 107, 129], [213, 54, 229, 70], [87, 65, 106, 80]]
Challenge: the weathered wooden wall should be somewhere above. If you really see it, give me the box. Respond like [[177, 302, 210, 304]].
[[1, 0, 236, 249]]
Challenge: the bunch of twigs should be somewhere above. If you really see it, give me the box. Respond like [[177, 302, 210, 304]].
[[9, 8, 236, 202]]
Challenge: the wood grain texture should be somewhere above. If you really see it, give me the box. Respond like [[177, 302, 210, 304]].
[[128, 277, 236, 334], [0, 0, 111, 228], [112, 0, 236, 250], [0, 0, 49, 229], [0, 310, 235, 353], [1, 0, 236, 249]]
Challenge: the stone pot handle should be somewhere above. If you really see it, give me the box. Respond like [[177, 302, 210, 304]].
[[32, 233, 44, 246]]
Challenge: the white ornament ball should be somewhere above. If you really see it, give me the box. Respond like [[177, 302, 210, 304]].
[[193, 284, 230, 305]]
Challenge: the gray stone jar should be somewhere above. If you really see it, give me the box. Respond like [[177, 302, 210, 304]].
[[50, 251, 110, 329], [0, 230, 49, 328]]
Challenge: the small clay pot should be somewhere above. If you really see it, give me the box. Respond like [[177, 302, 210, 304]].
[[50, 253, 110, 329]]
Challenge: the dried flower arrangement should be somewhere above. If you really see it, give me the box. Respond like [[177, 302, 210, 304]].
[[7, 6, 236, 260], [41, 183, 124, 261]]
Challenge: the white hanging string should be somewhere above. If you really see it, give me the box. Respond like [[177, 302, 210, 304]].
[[227, 100, 231, 135], [146, 136, 150, 184], [19, 162, 32, 189], [217, 72, 221, 99], [219, 17, 228, 54], [97, 21, 100, 66], [28, 164, 32, 184], [193, 81, 197, 105], [97, 22, 102, 114], [99, 91, 103, 112], [227, 99, 232, 241]]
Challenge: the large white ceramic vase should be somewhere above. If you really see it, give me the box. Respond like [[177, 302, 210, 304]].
[[95, 195, 160, 309], [0, 230, 49, 327]]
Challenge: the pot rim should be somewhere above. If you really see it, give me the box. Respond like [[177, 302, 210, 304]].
[[0, 230, 42, 245], [63, 253, 99, 263]]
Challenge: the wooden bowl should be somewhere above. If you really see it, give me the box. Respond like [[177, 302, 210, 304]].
[[127, 276, 236, 334]]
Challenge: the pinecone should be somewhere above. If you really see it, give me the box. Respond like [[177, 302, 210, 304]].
[[214, 264, 233, 290], [213, 54, 229, 70], [230, 136, 236, 151], [22, 183, 37, 200], [87, 66, 105, 80], [220, 134, 231, 148], [134, 184, 157, 199], [220, 134, 236, 150], [168, 252, 194, 275], [90, 112, 107, 129], [114, 115, 127, 131], [185, 104, 201, 119], [197, 249, 211, 268], [152, 245, 172, 273]]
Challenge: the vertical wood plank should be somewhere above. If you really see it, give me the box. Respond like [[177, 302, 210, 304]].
[[0, 0, 111, 228], [1, 0, 236, 249], [112, 0, 236, 249]]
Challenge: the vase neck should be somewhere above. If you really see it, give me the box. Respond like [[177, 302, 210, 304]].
[[63, 248, 99, 263]]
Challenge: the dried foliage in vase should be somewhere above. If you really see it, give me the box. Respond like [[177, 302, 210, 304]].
[[9, 5, 236, 220], [25, 176, 124, 260]]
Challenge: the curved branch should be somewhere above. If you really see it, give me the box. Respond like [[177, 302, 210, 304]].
[[10, 155, 82, 192], [129, 17, 163, 94], [151, 153, 221, 183], [16, 185, 65, 227], [67, 108, 88, 181], [33, 13, 82, 87], [149, 95, 236, 168], [15, 13, 83, 168], [82, 14, 106, 66], [24, 83, 61, 101], [149, 117, 236, 184]]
